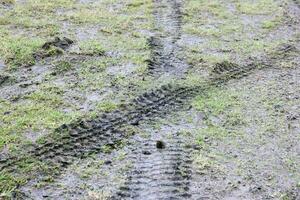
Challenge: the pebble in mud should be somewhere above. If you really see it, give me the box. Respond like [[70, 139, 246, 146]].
[[142, 150, 151, 155], [104, 160, 112, 165], [156, 141, 166, 149]]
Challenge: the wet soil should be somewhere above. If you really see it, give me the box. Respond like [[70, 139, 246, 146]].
[[147, 0, 189, 78], [0, 0, 300, 199], [16, 64, 300, 199], [189, 67, 300, 200]]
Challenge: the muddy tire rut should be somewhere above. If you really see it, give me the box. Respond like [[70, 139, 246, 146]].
[[147, 0, 188, 77], [1, 0, 298, 199], [0, 57, 260, 174], [111, 133, 193, 199]]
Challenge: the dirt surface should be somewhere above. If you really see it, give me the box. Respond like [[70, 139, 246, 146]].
[[0, 0, 300, 199]]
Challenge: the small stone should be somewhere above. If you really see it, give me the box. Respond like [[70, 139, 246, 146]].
[[156, 141, 166, 149], [192, 144, 201, 150], [104, 160, 112, 165], [130, 119, 139, 126], [142, 150, 151, 155]]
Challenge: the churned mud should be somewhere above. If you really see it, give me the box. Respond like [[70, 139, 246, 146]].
[[0, 0, 300, 199]]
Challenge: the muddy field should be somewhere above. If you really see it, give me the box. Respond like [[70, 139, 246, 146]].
[[0, 0, 299, 199]]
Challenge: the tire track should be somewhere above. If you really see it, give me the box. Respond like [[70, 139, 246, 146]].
[[0, 0, 258, 173], [108, 61, 258, 199], [110, 132, 193, 200], [147, 0, 188, 77], [0, 60, 258, 172], [0, 0, 283, 196]]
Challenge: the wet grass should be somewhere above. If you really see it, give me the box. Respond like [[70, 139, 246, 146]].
[[77, 40, 105, 56], [0, 0, 298, 197], [0, 96, 78, 149], [0, 0, 154, 195], [53, 60, 73, 73], [0, 32, 44, 70], [235, 0, 282, 15], [191, 68, 300, 197], [183, 0, 286, 68], [0, 157, 52, 198], [193, 87, 242, 147]]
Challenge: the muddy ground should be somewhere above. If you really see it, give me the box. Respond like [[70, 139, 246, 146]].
[[0, 0, 299, 199]]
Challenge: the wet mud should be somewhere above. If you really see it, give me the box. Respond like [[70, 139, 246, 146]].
[[0, 54, 266, 173], [147, 0, 189, 77], [33, 37, 74, 60], [1, 0, 300, 199], [111, 131, 194, 199]]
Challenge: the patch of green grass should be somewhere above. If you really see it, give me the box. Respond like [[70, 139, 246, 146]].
[[81, 58, 117, 72], [25, 85, 65, 106], [193, 88, 238, 115], [185, 44, 231, 68], [0, 34, 44, 69], [96, 101, 118, 112], [0, 0, 72, 35], [180, 73, 207, 88], [184, 0, 233, 20], [78, 40, 105, 56], [100, 34, 149, 52], [193, 153, 215, 172], [53, 61, 73, 73], [236, 0, 281, 15], [184, 25, 221, 37], [261, 18, 281, 29], [230, 39, 281, 56], [192, 87, 243, 149], [39, 46, 64, 58], [0, 172, 25, 197], [0, 94, 78, 150], [184, 22, 243, 38], [0, 156, 52, 197], [197, 126, 230, 145], [182, 0, 287, 69]]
